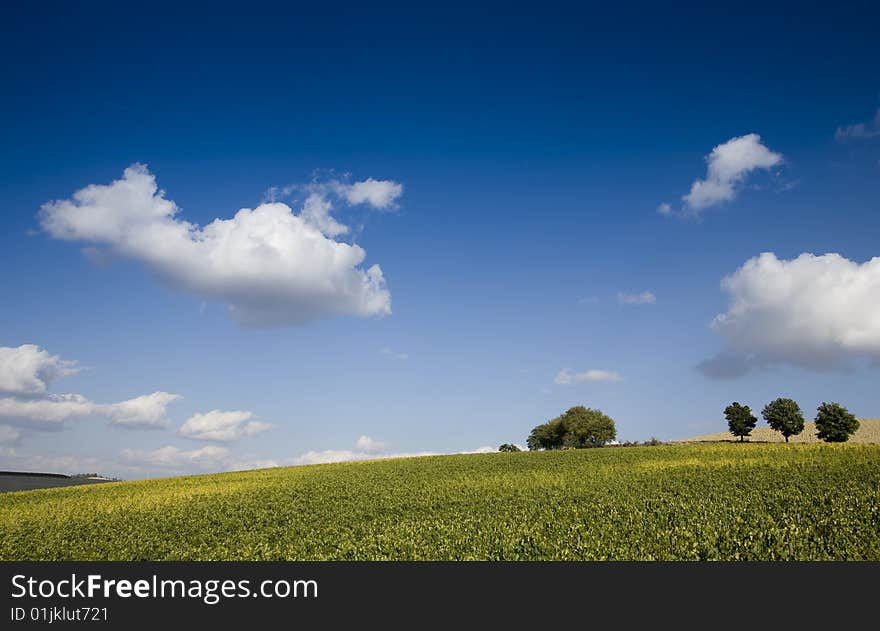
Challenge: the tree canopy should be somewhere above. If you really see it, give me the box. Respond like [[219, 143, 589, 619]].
[[724, 402, 757, 441], [762, 398, 805, 442], [814, 402, 860, 443], [527, 406, 616, 450]]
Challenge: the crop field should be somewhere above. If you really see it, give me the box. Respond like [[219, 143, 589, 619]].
[[1, 443, 879, 561]]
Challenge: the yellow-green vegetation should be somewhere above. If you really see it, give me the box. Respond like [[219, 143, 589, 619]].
[[2, 443, 879, 560], [680, 417, 880, 444]]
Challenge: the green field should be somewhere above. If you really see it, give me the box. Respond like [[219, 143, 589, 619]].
[[2, 443, 879, 560]]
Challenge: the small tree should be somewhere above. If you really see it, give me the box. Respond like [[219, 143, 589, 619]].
[[762, 398, 804, 443], [724, 402, 757, 442], [814, 402, 859, 443], [498, 443, 521, 452]]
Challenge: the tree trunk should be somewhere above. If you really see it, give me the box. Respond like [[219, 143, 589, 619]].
[[785, 435, 789, 443], [740, 435, 744, 442]]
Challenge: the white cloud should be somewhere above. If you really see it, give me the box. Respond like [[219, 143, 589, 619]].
[[299, 192, 349, 238], [0, 391, 180, 430], [337, 178, 403, 209], [554, 369, 622, 385], [105, 392, 181, 428], [0, 344, 80, 395], [292, 448, 439, 466], [680, 133, 783, 212], [294, 434, 434, 465], [178, 410, 274, 442], [355, 435, 386, 453], [467, 446, 497, 454], [39, 164, 396, 327], [835, 108, 880, 141], [617, 291, 656, 305], [379, 346, 409, 360], [0, 344, 179, 431], [657, 202, 672, 216], [699, 252, 880, 378]]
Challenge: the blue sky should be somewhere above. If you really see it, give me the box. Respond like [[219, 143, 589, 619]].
[[1, 2, 879, 478]]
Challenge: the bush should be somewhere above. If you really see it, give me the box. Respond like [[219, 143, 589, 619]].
[[814, 402, 860, 443], [498, 443, 521, 452]]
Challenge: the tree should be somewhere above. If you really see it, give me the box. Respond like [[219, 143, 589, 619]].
[[526, 416, 566, 450], [527, 406, 616, 450], [762, 398, 804, 443], [498, 443, 521, 452], [724, 402, 757, 442], [814, 402, 860, 443], [559, 406, 616, 448]]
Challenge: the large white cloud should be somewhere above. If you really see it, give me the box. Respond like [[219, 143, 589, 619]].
[[178, 410, 273, 442], [0, 391, 180, 430], [699, 252, 880, 377], [554, 369, 622, 385], [680, 133, 783, 212], [39, 164, 398, 326], [0, 344, 80, 395]]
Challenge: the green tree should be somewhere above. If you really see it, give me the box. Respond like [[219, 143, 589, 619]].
[[559, 406, 616, 448], [498, 443, 521, 452], [527, 406, 616, 450], [762, 398, 804, 443], [724, 402, 757, 442], [814, 402, 860, 443], [526, 416, 566, 450]]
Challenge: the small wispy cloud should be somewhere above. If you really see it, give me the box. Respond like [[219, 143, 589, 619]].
[[577, 296, 600, 305], [379, 347, 408, 360], [663, 133, 783, 217], [554, 369, 622, 385], [835, 108, 880, 141], [617, 291, 656, 305]]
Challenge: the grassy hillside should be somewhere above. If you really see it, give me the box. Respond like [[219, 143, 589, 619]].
[[679, 417, 880, 444], [2, 443, 879, 561]]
